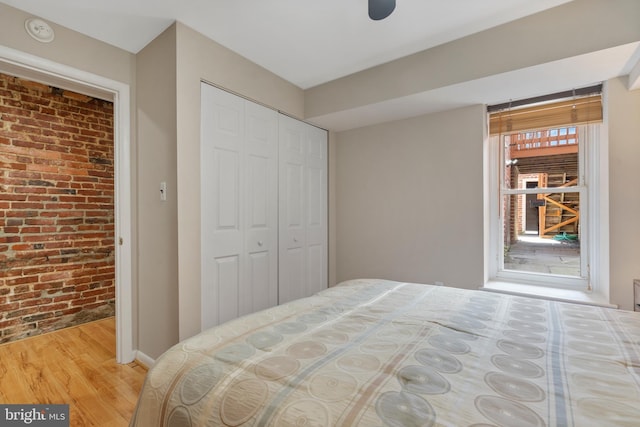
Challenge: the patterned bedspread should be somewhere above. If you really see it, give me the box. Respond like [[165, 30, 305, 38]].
[[130, 279, 640, 426]]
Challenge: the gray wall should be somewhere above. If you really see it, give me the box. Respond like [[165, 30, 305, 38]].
[[0, 4, 134, 84], [334, 105, 485, 289], [332, 80, 640, 310], [136, 25, 179, 359], [608, 77, 640, 310]]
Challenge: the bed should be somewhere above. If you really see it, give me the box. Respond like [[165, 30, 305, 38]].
[[130, 279, 640, 426]]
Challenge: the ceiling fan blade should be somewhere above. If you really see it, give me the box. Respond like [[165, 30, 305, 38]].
[[368, 0, 396, 20]]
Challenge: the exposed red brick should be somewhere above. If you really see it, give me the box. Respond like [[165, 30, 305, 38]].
[[39, 302, 69, 312], [11, 138, 45, 148], [32, 281, 64, 290], [9, 290, 39, 301], [70, 297, 96, 307], [20, 297, 54, 308], [58, 307, 82, 316], [5, 307, 39, 319], [81, 292, 108, 304], [20, 81, 51, 92], [0, 319, 21, 329], [62, 91, 92, 102], [82, 301, 109, 310], [0, 302, 20, 313], [40, 271, 71, 282], [0, 72, 114, 343], [5, 276, 38, 286]]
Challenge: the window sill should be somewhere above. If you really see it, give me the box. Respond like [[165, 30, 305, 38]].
[[481, 281, 617, 309]]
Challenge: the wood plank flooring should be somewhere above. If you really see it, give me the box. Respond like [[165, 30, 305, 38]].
[[0, 317, 147, 426]]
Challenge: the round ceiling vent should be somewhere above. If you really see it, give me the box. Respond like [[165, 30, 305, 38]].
[[25, 18, 55, 43]]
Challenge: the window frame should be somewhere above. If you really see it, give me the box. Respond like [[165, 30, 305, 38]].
[[487, 122, 609, 296]]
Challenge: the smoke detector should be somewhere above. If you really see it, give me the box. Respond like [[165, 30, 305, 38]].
[[25, 18, 55, 43]]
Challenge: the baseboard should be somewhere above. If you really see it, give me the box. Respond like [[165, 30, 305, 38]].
[[134, 350, 155, 369]]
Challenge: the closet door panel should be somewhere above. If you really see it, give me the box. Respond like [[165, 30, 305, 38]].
[[306, 167, 325, 296], [243, 101, 278, 313], [279, 115, 327, 304], [307, 244, 324, 297], [285, 163, 304, 236], [279, 116, 304, 304], [201, 84, 245, 329], [214, 150, 240, 232], [201, 84, 279, 329], [215, 256, 240, 324], [201, 83, 327, 328], [244, 252, 270, 315], [305, 125, 328, 296], [282, 248, 304, 303]]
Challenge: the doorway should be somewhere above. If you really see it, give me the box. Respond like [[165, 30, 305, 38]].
[[1, 72, 116, 343], [0, 46, 133, 363], [524, 181, 539, 233]]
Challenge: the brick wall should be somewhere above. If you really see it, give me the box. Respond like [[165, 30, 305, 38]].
[[0, 73, 115, 344]]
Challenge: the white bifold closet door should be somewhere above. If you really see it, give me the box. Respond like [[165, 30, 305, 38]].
[[200, 83, 279, 330], [278, 114, 327, 304]]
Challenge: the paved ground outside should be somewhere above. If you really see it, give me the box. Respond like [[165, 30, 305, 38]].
[[504, 235, 581, 277]]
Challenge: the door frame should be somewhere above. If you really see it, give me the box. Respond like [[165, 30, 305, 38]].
[[523, 178, 539, 234], [0, 45, 134, 363]]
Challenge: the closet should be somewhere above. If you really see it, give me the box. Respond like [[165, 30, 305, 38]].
[[278, 114, 328, 304], [200, 83, 327, 330]]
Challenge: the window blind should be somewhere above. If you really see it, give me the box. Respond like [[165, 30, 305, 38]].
[[488, 88, 602, 135]]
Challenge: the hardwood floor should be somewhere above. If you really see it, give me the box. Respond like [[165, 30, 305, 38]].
[[0, 317, 147, 426]]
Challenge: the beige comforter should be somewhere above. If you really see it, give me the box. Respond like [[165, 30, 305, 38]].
[[130, 279, 640, 426]]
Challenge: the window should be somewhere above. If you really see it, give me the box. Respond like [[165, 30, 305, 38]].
[[486, 86, 608, 294], [497, 125, 588, 288]]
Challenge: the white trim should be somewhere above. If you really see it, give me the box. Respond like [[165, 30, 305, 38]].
[[590, 87, 610, 302], [628, 56, 640, 91], [135, 350, 156, 369], [520, 177, 538, 233], [487, 119, 609, 301], [481, 281, 616, 309], [0, 45, 135, 363]]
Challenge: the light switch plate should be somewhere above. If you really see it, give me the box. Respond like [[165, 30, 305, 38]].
[[160, 182, 167, 201]]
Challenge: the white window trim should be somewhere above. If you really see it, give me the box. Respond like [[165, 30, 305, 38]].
[[484, 95, 610, 306]]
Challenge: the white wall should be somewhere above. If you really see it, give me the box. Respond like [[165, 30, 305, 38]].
[[335, 105, 485, 289]]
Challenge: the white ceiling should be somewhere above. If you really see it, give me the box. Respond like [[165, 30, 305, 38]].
[[1, 0, 575, 89]]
